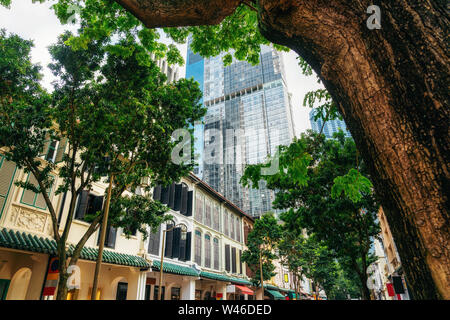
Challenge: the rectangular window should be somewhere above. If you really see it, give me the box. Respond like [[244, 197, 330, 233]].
[[204, 234, 211, 268], [148, 227, 161, 256], [230, 215, 235, 240], [115, 282, 128, 300], [213, 238, 219, 270], [0, 155, 16, 219], [205, 200, 211, 227], [232, 247, 237, 273], [225, 244, 230, 272], [236, 218, 241, 243], [194, 230, 202, 265], [224, 211, 229, 236], [195, 193, 203, 222], [20, 173, 54, 210], [153, 286, 165, 300], [75, 191, 103, 221]]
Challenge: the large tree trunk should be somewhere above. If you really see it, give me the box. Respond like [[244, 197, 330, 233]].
[[257, 0, 449, 300], [115, 0, 449, 299]]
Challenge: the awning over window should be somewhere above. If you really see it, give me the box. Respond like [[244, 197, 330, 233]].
[[266, 289, 285, 300], [235, 285, 253, 295]]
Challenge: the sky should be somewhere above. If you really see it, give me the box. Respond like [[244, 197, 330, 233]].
[[0, 0, 325, 135]]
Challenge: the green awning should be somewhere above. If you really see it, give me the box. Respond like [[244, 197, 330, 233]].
[[152, 260, 199, 277], [199, 271, 253, 286], [200, 271, 229, 282], [266, 289, 286, 300], [0, 227, 151, 268], [229, 277, 253, 286]]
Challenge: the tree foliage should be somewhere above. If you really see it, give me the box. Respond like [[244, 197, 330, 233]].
[[241, 212, 281, 287], [242, 130, 380, 299], [0, 29, 205, 299]]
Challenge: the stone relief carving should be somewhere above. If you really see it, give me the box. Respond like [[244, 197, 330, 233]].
[[11, 204, 48, 233]]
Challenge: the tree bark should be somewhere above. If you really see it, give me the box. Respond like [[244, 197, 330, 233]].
[[257, 0, 449, 299], [115, 0, 449, 299]]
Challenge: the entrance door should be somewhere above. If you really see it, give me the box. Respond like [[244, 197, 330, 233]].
[[0, 279, 10, 300], [116, 282, 128, 300]]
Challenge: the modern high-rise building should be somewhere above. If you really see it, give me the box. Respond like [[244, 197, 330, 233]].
[[309, 108, 351, 139], [186, 42, 295, 217]]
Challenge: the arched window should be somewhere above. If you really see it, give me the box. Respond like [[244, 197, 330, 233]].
[[230, 215, 235, 239], [224, 210, 229, 236], [205, 199, 211, 227], [235, 218, 241, 242], [204, 234, 211, 268], [194, 230, 202, 265], [213, 204, 220, 231], [195, 193, 203, 222], [213, 238, 220, 270]]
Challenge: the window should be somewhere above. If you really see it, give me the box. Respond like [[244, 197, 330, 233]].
[[0, 155, 16, 218], [205, 200, 211, 227], [194, 230, 202, 265], [43, 139, 67, 163], [148, 227, 161, 256], [213, 238, 220, 270], [20, 173, 54, 210], [231, 247, 237, 273], [236, 218, 241, 242], [204, 234, 211, 268], [195, 193, 203, 222], [213, 204, 220, 231], [153, 286, 165, 300], [116, 282, 128, 300], [225, 244, 231, 272], [98, 224, 117, 249], [230, 215, 235, 239], [75, 191, 103, 221], [224, 210, 229, 236], [44, 140, 58, 163], [171, 287, 181, 300]]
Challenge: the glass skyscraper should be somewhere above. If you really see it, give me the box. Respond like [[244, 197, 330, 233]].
[[186, 42, 295, 217], [309, 108, 351, 139]]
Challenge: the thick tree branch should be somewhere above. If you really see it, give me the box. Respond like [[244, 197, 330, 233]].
[[114, 0, 241, 28]]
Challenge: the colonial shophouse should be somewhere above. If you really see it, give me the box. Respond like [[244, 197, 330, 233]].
[[0, 142, 259, 300], [143, 173, 256, 300]]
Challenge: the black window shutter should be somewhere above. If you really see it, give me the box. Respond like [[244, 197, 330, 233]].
[[392, 276, 405, 294], [174, 184, 182, 211], [186, 191, 193, 216], [106, 226, 117, 248], [232, 247, 237, 273], [89, 195, 104, 215], [161, 186, 170, 204], [179, 234, 186, 261], [75, 190, 89, 220], [164, 225, 174, 257], [148, 227, 161, 255], [172, 227, 181, 258], [153, 185, 162, 201], [168, 183, 176, 209], [225, 245, 230, 272], [239, 250, 243, 274], [185, 232, 192, 261], [180, 186, 188, 215]]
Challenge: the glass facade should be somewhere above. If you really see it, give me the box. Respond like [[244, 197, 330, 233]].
[[186, 44, 295, 217], [186, 37, 205, 177], [309, 108, 351, 139]]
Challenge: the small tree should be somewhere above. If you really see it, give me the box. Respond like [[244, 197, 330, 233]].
[[0, 30, 205, 299], [241, 212, 281, 298]]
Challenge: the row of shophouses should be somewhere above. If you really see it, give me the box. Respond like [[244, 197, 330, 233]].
[[0, 149, 314, 300], [369, 207, 411, 300]]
